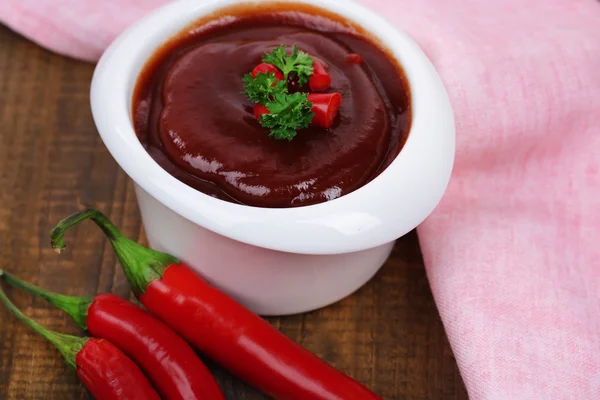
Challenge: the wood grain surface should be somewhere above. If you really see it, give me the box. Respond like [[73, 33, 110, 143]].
[[0, 25, 468, 400]]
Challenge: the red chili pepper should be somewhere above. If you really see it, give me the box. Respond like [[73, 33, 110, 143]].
[[253, 104, 270, 120], [345, 53, 363, 64], [252, 62, 284, 81], [0, 272, 224, 400], [51, 209, 382, 400], [0, 278, 160, 400], [309, 61, 332, 91], [76, 339, 161, 400], [308, 92, 343, 128]]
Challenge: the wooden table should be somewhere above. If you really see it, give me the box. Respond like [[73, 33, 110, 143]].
[[0, 25, 467, 400]]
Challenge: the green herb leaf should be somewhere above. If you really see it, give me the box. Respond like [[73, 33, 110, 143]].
[[241, 45, 316, 140], [242, 72, 287, 105], [262, 45, 314, 85], [259, 92, 314, 141]]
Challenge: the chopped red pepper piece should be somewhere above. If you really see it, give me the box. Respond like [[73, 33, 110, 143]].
[[253, 104, 270, 120], [345, 53, 363, 64], [252, 62, 284, 81], [308, 93, 342, 128], [308, 61, 331, 91]]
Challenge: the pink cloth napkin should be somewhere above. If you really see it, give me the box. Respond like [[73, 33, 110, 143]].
[[2, 0, 599, 398]]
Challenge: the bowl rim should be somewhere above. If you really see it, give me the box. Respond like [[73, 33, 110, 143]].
[[90, 0, 455, 255]]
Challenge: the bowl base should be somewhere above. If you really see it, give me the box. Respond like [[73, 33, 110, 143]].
[[136, 184, 395, 316]]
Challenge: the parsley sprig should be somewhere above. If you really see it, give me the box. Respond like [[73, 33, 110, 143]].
[[260, 93, 314, 141], [242, 73, 286, 106], [242, 45, 315, 141], [262, 45, 314, 85]]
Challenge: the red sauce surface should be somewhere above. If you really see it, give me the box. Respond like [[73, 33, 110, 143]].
[[133, 3, 411, 208]]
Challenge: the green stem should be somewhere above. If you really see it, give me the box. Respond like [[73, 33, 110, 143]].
[[0, 274, 86, 370], [0, 271, 92, 330], [50, 209, 179, 296]]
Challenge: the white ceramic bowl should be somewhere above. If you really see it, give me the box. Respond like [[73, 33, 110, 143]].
[[90, 0, 455, 315]]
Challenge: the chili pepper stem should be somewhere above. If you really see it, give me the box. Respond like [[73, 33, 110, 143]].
[[0, 271, 92, 330], [0, 283, 86, 369], [50, 209, 179, 296]]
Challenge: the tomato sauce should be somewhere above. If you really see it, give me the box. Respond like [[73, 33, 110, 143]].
[[133, 3, 411, 208]]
